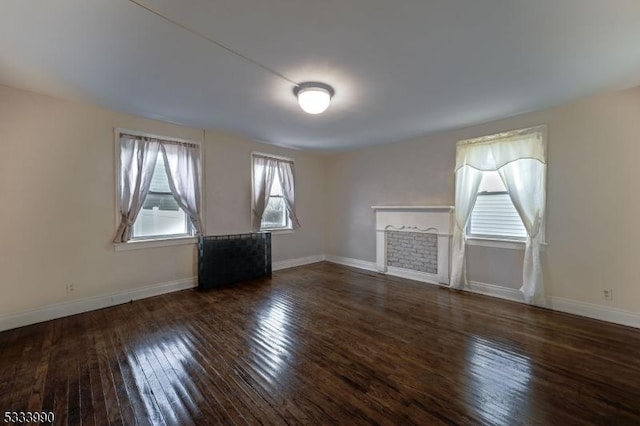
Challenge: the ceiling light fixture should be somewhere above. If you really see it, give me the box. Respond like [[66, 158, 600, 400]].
[[293, 82, 335, 114]]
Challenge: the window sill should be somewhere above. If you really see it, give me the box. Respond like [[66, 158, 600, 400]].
[[466, 237, 524, 250], [114, 236, 197, 252], [261, 228, 295, 235], [466, 236, 548, 250]]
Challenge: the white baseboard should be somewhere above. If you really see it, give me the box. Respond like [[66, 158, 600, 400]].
[[273, 254, 326, 271], [324, 255, 378, 272], [465, 280, 640, 329], [0, 254, 327, 332], [5, 256, 640, 332], [326, 256, 640, 330], [467, 280, 525, 303], [386, 266, 447, 286], [548, 297, 640, 329], [0, 277, 196, 332]]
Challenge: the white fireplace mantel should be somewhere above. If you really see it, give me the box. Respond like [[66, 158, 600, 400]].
[[371, 205, 454, 212], [372, 205, 454, 285]]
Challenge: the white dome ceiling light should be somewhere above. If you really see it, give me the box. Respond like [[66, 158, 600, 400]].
[[293, 82, 335, 114]]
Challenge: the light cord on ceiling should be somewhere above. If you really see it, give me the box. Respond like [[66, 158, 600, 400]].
[[127, 0, 299, 86]]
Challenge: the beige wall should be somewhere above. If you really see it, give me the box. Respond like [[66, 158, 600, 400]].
[[0, 85, 326, 317], [203, 131, 326, 262], [3, 81, 639, 320], [326, 86, 640, 312]]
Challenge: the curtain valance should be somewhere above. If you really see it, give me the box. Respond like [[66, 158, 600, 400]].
[[455, 126, 546, 171]]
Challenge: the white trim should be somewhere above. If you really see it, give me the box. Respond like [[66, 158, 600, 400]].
[[268, 229, 295, 235], [371, 205, 454, 212], [0, 277, 196, 332], [466, 237, 526, 250], [386, 266, 447, 286], [325, 255, 378, 272], [114, 236, 197, 251], [466, 237, 548, 250], [548, 297, 640, 329], [377, 227, 450, 237], [467, 280, 525, 303], [466, 280, 640, 329], [273, 254, 326, 271]]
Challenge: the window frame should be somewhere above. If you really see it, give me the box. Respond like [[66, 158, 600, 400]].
[[251, 152, 295, 233], [463, 126, 547, 250], [113, 128, 204, 250]]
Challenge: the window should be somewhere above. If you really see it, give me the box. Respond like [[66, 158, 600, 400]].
[[114, 129, 203, 246], [452, 125, 546, 300], [251, 153, 300, 232], [132, 151, 192, 239], [467, 171, 527, 240], [260, 173, 291, 230]]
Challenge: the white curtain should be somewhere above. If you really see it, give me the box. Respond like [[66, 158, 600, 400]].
[[497, 159, 546, 304], [277, 160, 301, 229], [451, 126, 547, 304], [161, 142, 204, 235], [114, 137, 160, 243], [450, 166, 484, 288], [252, 156, 278, 231]]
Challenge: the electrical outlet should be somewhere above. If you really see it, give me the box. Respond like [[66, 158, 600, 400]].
[[603, 289, 613, 301], [65, 283, 75, 293]]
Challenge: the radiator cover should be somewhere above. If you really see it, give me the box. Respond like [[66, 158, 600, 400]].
[[198, 233, 272, 290]]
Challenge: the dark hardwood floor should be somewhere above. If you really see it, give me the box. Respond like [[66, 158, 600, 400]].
[[2, 262, 640, 425]]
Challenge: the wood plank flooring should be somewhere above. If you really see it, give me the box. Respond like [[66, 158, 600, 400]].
[[2, 262, 640, 425]]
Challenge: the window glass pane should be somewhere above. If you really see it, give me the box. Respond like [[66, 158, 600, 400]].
[[270, 173, 283, 196], [478, 170, 506, 192], [133, 200, 189, 237], [142, 193, 180, 211], [261, 196, 288, 229], [133, 152, 190, 238], [149, 153, 172, 192]]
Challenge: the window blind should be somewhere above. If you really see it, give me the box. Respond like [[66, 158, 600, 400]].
[[468, 193, 527, 239]]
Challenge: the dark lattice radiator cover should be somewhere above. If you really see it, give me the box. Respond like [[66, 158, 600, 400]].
[[198, 233, 272, 290]]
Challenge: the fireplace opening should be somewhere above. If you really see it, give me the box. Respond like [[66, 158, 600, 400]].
[[386, 231, 437, 274]]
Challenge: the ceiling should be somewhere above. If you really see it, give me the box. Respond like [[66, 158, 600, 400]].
[[2, 0, 640, 150]]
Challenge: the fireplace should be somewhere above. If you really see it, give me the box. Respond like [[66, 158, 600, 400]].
[[372, 206, 454, 285]]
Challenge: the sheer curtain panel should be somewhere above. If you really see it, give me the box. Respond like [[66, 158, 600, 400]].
[[114, 136, 161, 243], [450, 166, 483, 288], [252, 156, 278, 231], [497, 158, 546, 304], [277, 160, 301, 229], [161, 142, 204, 235]]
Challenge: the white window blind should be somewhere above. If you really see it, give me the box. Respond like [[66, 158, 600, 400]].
[[468, 171, 527, 239]]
